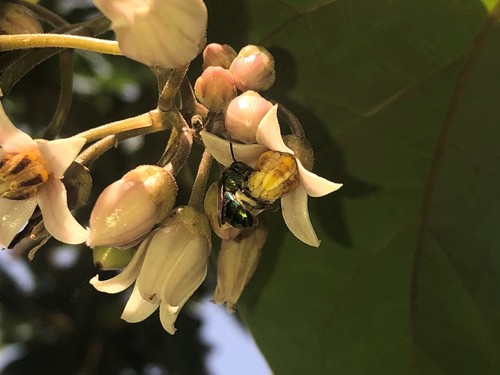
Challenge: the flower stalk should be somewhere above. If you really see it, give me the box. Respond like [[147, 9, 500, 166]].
[[0, 33, 122, 56]]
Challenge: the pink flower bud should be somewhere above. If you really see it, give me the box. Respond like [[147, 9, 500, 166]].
[[87, 165, 177, 249], [224, 91, 273, 144], [202, 43, 237, 70], [229, 45, 276, 92], [194, 66, 237, 112]]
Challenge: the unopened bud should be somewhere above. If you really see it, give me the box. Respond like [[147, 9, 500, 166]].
[[229, 45, 275, 92], [195, 66, 237, 112], [202, 43, 237, 70], [204, 183, 241, 240], [87, 165, 177, 249], [213, 224, 268, 311], [224, 91, 273, 144], [0, 3, 43, 35]]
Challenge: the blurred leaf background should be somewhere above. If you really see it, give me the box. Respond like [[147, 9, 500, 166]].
[[1, 0, 500, 374]]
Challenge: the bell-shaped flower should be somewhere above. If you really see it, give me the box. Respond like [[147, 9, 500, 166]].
[[0, 98, 88, 248], [94, 0, 207, 69], [90, 206, 211, 334], [213, 223, 267, 311], [200, 104, 342, 247], [87, 165, 177, 249]]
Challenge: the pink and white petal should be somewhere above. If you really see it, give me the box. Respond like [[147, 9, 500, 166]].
[[281, 184, 321, 247], [90, 239, 149, 294], [0, 102, 36, 152], [256, 105, 294, 154], [36, 137, 86, 178], [37, 178, 88, 244], [121, 283, 159, 323], [296, 160, 343, 198], [200, 130, 266, 168], [0, 197, 37, 249]]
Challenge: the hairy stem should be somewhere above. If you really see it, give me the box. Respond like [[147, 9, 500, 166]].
[[0, 34, 122, 55]]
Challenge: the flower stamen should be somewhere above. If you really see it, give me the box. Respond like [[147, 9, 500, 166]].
[[0, 150, 50, 200], [248, 151, 300, 202]]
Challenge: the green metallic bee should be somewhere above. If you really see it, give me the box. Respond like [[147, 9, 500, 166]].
[[218, 144, 275, 229]]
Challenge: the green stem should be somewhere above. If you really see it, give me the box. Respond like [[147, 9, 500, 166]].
[[0, 16, 112, 95], [74, 109, 176, 144], [44, 50, 74, 139], [0, 34, 122, 55], [188, 149, 213, 211], [157, 64, 189, 111], [163, 127, 193, 176]]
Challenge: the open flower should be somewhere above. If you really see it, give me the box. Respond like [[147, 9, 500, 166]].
[[90, 206, 211, 334], [94, 0, 207, 69], [0, 98, 88, 248], [200, 104, 342, 247]]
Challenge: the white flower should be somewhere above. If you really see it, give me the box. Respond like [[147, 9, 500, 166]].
[[200, 104, 342, 247], [90, 206, 211, 334], [0, 98, 88, 248], [94, 0, 207, 69]]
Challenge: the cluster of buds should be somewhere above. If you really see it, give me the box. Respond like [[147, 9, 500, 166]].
[[0, 0, 342, 333]]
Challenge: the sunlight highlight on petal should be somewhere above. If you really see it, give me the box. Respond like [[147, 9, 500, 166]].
[[296, 160, 343, 198], [256, 105, 293, 154], [36, 138, 86, 178], [281, 185, 320, 247], [37, 178, 88, 244], [90, 240, 148, 294], [0, 197, 37, 248], [121, 283, 159, 323], [200, 130, 266, 168]]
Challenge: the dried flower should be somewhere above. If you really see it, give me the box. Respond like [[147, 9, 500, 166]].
[[213, 223, 267, 311]]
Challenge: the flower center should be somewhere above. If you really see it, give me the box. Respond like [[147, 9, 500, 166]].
[[248, 151, 300, 202], [0, 149, 50, 200]]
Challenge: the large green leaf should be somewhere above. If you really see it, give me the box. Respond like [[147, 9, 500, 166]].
[[207, 0, 500, 373]]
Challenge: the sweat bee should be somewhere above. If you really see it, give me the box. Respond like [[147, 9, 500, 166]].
[[218, 144, 275, 229]]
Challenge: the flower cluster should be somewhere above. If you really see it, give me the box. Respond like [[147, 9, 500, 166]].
[[0, 0, 342, 333]]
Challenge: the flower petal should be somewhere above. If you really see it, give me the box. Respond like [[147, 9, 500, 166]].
[[281, 184, 321, 247], [200, 130, 267, 168], [37, 178, 88, 244], [136, 224, 185, 303], [96, 0, 207, 69], [36, 137, 86, 178], [121, 282, 159, 323], [0, 197, 37, 248], [159, 301, 181, 335], [296, 160, 343, 198], [90, 239, 149, 293], [256, 105, 294, 154], [0, 99, 36, 152]]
